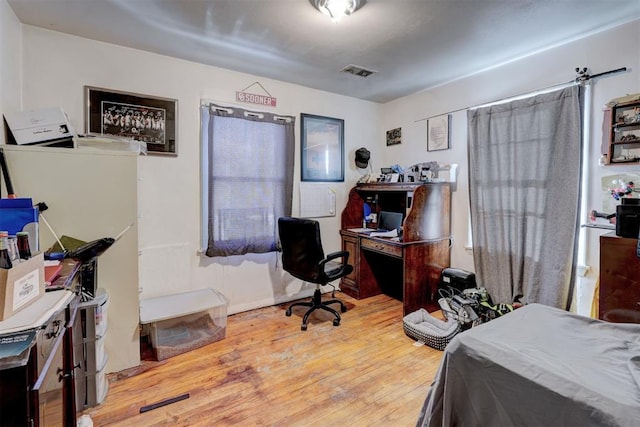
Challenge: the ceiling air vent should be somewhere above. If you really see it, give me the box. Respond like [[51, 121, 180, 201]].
[[341, 64, 377, 78]]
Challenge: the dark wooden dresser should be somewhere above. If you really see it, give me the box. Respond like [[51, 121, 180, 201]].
[[599, 233, 640, 322]]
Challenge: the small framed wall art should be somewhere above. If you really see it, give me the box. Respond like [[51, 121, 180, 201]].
[[386, 127, 401, 146], [427, 113, 451, 152], [85, 86, 178, 156]]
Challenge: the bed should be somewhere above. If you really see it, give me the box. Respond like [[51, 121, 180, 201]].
[[417, 303, 640, 427]]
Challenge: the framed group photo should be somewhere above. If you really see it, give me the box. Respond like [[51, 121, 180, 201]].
[[300, 113, 344, 182], [85, 86, 178, 156]]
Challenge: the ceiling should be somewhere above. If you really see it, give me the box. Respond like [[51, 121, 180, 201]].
[[8, 0, 640, 103]]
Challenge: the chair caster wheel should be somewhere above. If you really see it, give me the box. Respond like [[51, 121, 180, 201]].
[[286, 310, 292, 317], [333, 319, 340, 326], [301, 324, 308, 331], [341, 306, 347, 313]]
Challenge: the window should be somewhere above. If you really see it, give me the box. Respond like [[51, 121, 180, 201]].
[[201, 103, 295, 257]]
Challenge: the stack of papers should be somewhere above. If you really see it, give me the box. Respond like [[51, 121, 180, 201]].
[[370, 229, 398, 238]]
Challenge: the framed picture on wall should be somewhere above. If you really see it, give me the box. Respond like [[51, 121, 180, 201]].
[[386, 127, 402, 146], [427, 113, 451, 151], [300, 113, 344, 182], [84, 86, 178, 156]]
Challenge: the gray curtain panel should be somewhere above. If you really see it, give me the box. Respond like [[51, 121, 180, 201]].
[[205, 104, 295, 257], [467, 86, 584, 309]]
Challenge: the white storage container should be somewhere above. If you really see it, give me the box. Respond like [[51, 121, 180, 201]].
[[78, 287, 110, 409], [94, 288, 109, 338], [140, 289, 228, 361], [85, 353, 109, 407], [79, 288, 109, 339]]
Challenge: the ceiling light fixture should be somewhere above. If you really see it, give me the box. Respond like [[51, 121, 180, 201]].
[[310, 0, 366, 23]]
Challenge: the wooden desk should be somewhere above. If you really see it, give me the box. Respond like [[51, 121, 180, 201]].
[[340, 183, 451, 314], [340, 230, 450, 314]]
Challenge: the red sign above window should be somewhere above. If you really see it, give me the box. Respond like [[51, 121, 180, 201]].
[[236, 91, 277, 107]]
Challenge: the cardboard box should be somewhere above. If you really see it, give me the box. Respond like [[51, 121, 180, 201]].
[[0, 252, 45, 321]]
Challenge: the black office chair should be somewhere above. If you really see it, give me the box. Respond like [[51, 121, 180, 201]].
[[278, 217, 352, 330]]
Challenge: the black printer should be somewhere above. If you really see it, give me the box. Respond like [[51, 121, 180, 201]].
[[439, 268, 477, 293], [616, 198, 640, 238]]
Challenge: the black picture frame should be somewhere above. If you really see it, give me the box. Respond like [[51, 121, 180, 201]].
[[85, 86, 178, 156], [386, 127, 402, 146], [300, 113, 344, 182]]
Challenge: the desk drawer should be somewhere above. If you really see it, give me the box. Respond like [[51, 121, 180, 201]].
[[361, 238, 402, 258]]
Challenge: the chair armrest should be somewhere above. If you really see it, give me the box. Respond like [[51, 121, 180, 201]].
[[319, 250, 354, 282], [321, 250, 350, 267], [319, 251, 352, 278]]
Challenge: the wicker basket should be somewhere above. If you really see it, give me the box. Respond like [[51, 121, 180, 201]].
[[402, 308, 461, 351]]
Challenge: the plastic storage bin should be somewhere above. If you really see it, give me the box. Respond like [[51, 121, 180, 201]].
[[94, 288, 109, 338], [140, 289, 228, 361], [77, 288, 110, 409], [85, 353, 109, 407]]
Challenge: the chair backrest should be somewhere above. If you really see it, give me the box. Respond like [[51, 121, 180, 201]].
[[278, 217, 325, 283]]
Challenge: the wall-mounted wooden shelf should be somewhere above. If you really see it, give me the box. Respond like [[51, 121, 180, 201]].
[[604, 99, 640, 165]]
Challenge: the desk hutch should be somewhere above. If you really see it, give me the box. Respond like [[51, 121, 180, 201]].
[[340, 183, 451, 314]]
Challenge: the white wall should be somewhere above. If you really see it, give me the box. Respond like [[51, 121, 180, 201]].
[[379, 19, 640, 313], [17, 26, 380, 324], [0, 0, 21, 137]]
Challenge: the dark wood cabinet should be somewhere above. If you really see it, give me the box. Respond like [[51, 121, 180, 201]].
[[340, 183, 451, 314], [0, 260, 82, 426], [599, 233, 640, 322], [0, 292, 79, 426]]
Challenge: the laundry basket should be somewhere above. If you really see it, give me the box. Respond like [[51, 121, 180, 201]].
[[403, 308, 461, 350]]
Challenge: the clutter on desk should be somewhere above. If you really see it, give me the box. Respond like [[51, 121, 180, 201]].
[[0, 252, 45, 321], [0, 198, 39, 252], [44, 224, 132, 300], [0, 149, 40, 252], [0, 329, 37, 370], [76, 134, 148, 155], [370, 228, 398, 238], [16, 232, 31, 260], [2, 230, 33, 269], [0, 232, 12, 269], [374, 162, 458, 184], [3, 106, 148, 154], [43, 260, 63, 286], [3, 107, 76, 148]]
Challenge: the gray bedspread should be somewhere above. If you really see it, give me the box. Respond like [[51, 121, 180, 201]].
[[417, 303, 640, 427]]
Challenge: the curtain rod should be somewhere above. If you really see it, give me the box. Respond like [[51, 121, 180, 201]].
[[415, 67, 628, 122]]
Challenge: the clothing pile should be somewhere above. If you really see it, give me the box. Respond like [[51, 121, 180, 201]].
[[437, 286, 522, 329]]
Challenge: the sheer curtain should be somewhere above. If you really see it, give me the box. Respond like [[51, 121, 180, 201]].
[[467, 86, 584, 309], [203, 103, 295, 257]]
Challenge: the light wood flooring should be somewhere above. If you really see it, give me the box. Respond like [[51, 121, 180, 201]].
[[81, 293, 444, 426]]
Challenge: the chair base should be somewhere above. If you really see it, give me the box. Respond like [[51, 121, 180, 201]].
[[286, 287, 347, 330]]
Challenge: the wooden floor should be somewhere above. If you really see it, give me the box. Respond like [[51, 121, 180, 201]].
[[81, 293, 444, 426]]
